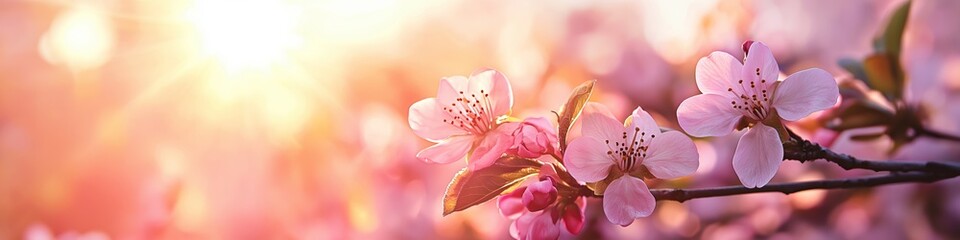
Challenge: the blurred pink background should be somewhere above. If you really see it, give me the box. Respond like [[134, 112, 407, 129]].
[[1, 0, 959, 239]]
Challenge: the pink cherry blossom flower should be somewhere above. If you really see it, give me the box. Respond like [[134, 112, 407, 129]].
[[523, 177, 559, 212], [511, 209, 560, 240], [498, 185, 529, 219], [676, 41, 839, 188], [408, 69, 515, 170], [564, 106, 699, 226], [498, 185, 587, 240], [508, 117, 560, 159], [498, 167, 586, 240]]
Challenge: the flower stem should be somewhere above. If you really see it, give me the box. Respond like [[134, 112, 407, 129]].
[[550, 152, 563, 164]]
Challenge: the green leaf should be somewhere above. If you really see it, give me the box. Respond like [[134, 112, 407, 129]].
[[442, 156, 542, 216], [872, 0, 911, 101], [880, 0, 911, 60], [557, 80, 596, 153]]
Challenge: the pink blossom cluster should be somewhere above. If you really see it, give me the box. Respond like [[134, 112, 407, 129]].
[[408, 41, 839, 239], [498, 167, 586, 239]]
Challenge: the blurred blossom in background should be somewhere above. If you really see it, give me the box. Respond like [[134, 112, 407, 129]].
[[0, 0, 958, 239]]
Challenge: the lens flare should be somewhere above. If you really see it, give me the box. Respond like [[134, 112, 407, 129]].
[[187, 0, 301, 70], [39, 6, 115, 71]]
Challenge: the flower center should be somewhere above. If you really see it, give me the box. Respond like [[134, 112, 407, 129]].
[[440, 89, 496, 135], [603, 127, 655, 172], [727, 67, 774, 121]]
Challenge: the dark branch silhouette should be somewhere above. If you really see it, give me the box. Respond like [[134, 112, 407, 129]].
[[916, 125, 960, 142], [650, 171, 956, 202], [574, 133, 960, 201], [783, 136, 960, 174]]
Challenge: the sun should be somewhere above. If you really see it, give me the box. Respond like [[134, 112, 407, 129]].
[[187, 0, 301, 70]]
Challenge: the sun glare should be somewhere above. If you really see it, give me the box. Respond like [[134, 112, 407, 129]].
[[187, 0, 301, 70]]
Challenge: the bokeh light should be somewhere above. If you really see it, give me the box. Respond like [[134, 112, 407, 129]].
[[1, 0, 959, 239]]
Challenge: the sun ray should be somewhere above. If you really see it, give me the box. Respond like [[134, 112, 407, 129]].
[[68, 57, 208, 161]]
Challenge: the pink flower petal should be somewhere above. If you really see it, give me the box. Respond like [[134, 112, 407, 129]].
[[582, 102, 617, 119], [563, 137, 615, 182], [741, 41, 780, 87], [561, 198, 586, 235], [642, 131, 699, 179], [677, 94, 743, 137], [510, 211, 535, 239], [468, 131, 514, 170], [470, 69, 514, 117], [525, 211, 561, 240], [415, 135, 475, 164], [772, 68, 840, 121], [603, 176, 655, 226], [580, 111, 626, 145], [436, 76, 469, 108], [628, 107, 661, 139], [522, 178, 558, 212], [696, 51, 744, 95], [521, 117, 557, 139], [733, 124, 783, 188], [498, 187, 527, 219], [408, 98, 469, 142], [534, 134, 550, 154], [510, 117, 559, 158]]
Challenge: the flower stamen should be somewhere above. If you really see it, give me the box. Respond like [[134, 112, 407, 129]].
[[726, 70, 774, 121], [440, 88, 497, 135]]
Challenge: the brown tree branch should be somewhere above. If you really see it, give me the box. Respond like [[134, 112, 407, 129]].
[[569, 127, 960, 202], [782, 137, 960, 174], [650, 171, 956, 202], [573, 132, 960, 201], [575, 171, 959, 202]]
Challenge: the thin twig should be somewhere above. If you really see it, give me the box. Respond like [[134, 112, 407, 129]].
[[782, 138, 960, 173], [571, 128, 960, 201], [782, 129, 960, 174], [575, 171, 958, 202], [916, 126, 960, 142], [649, 171, 956, 202]]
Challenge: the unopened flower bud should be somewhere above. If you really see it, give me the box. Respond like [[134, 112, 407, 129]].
[[522, 178, 558, 212]]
